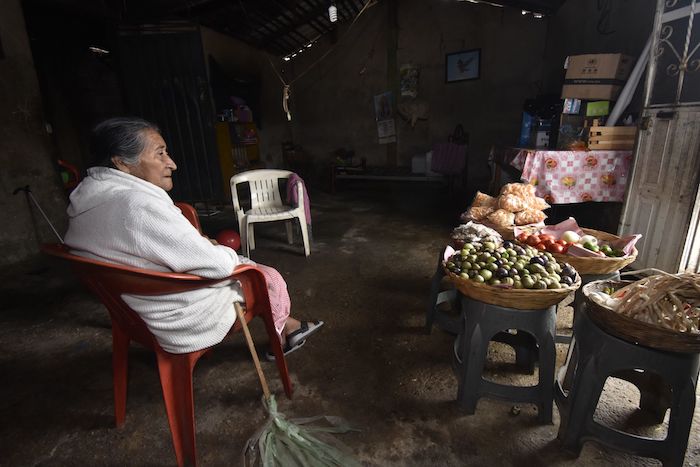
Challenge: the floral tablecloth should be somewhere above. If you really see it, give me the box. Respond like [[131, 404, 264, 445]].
[[510, 149, 633, 204]]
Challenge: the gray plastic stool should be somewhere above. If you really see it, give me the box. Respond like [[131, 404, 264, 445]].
[[573, 272, 620, 315], [453, 296, 557, 423], [425, 248, 460, 335], [555, 305, 700, 466], [427, 249, 539, 371], [555, 271, 620, 345]]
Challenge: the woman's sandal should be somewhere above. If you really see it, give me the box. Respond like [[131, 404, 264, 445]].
[[286, 320, 325, 348], [265, 339, 306, 362], [264, 321, 324, 362]]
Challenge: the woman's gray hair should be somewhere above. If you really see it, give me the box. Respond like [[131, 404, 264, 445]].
[[91, 117, 160, 167]]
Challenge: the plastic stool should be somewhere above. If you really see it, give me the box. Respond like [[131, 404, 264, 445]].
[[426, 248, 460, 335], [555, 305, 700, 466], [573, 272, 621, 315], [453, 296, 557, 423], [555, 271, 620, 345]]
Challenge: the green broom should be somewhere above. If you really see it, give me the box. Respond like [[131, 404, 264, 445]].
[[234, 303, 361, 467]]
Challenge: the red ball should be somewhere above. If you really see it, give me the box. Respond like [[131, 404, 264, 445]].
[[216, 229, 241, 251]]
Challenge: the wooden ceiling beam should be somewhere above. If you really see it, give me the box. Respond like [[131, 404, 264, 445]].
[[269, 0, 326, 36], [227, 4, 301, 53], [247, 10, 308, 53], [292, 0, 330, 35], [248, 1, 337, 54]]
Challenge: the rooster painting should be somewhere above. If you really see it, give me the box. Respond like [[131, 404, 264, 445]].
[[457, 56, 474, 74], [446, 49, 480, 82]]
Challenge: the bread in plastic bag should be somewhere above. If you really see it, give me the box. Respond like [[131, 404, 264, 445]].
[[472, 191, 498, 208], [500, 183, 536, 198], [514, 208, 547, 225], [487, 209, 516, 228], [498, 194, 528, 213], [528, 196, 551, 211], [461, 206, 494, 221]]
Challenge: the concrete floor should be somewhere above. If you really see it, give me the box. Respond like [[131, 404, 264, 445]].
[[1, 181, 699, 466]]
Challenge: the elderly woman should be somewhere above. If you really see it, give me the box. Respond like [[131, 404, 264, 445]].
[[65, 117, 322, 358]]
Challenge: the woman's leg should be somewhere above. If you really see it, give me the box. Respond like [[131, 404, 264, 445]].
[[254, 264, 296, 340]]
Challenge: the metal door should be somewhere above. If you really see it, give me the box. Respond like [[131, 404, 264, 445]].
[[619, 0, 700, 272], [118, 23, 223, 203]]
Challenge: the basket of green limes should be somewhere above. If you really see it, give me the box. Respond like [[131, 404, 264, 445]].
[[444, 239, 581, 310]]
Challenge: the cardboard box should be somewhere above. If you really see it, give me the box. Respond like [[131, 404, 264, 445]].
[[561, 54, 633, 100], [585, 101, 610, 117]]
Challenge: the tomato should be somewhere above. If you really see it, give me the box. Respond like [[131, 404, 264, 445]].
[[557, 240, 568, 246], [526, 235, 540, 246], [543, 239, 556, 248], [548, 243, 565, 254], [561, 244, 570, 253], [516, 232, 529, 243], [535, 243, 547, 251], [539, 234, 555, 243]]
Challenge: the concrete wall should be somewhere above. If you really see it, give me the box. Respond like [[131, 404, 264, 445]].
[[285, 0, 549, 188], [0, 0, 67, 267]]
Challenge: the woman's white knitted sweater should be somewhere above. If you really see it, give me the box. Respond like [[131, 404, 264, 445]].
[[65, 167, 242, 353]]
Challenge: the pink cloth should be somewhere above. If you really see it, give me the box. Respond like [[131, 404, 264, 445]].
[[510, 149, 632, 204], [431, 143, 467, 175], [253, 263, 291, 338], [286, 173, 311, 225]]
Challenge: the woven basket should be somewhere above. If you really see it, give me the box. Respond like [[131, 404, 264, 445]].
[[550, 228, 638, 275], [583, 280, 700, 353], [444, 268, 580, 310]]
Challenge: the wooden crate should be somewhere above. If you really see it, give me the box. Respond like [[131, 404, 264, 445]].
[[587, 125, 637, 150]]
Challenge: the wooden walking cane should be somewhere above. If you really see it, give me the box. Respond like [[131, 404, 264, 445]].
[[234, 303, 362, 467], [234, 302, 271, 399]]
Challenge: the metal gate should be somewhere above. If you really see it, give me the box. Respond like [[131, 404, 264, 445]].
[[619, 0, 700, 272], [118, 23, 224, 203]]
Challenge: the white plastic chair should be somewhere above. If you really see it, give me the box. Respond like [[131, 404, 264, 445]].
[[231, 169, 310, 257]]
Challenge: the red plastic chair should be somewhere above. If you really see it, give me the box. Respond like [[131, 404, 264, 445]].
[[174, 202, 203, 234], [41, 215, 292, 467]]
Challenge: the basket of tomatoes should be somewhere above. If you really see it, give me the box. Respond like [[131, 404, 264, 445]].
[[516, 228, 638, 275]]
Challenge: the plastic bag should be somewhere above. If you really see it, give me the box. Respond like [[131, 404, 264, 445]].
[[472, 191, 498, 208], [514, 208, 547, 225], [528, 196, 551, 211], [462, 206, 494, 221], [500, 183, 536, 198], [498, 194, 528, 213], [487, 209, 515, 228]]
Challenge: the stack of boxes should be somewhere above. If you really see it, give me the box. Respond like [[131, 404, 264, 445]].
[[557, 53, 636, 150]]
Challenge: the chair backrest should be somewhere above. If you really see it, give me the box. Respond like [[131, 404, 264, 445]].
[[230, 169, 294, 212], [174, 202, 203, 234], [41, 243, 225, 349], [42, 243, 272, 350]]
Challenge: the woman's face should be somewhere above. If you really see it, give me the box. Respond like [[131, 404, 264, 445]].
[[114, 130, 177, 191]]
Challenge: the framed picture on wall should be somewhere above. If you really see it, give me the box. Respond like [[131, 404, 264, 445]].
[[445, 49, 480, 83]]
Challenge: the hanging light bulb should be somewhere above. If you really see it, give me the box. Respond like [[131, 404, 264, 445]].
[[521, 9, 528, 15], [328, 3, 338, 23], [533, 12, 544, 19]]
